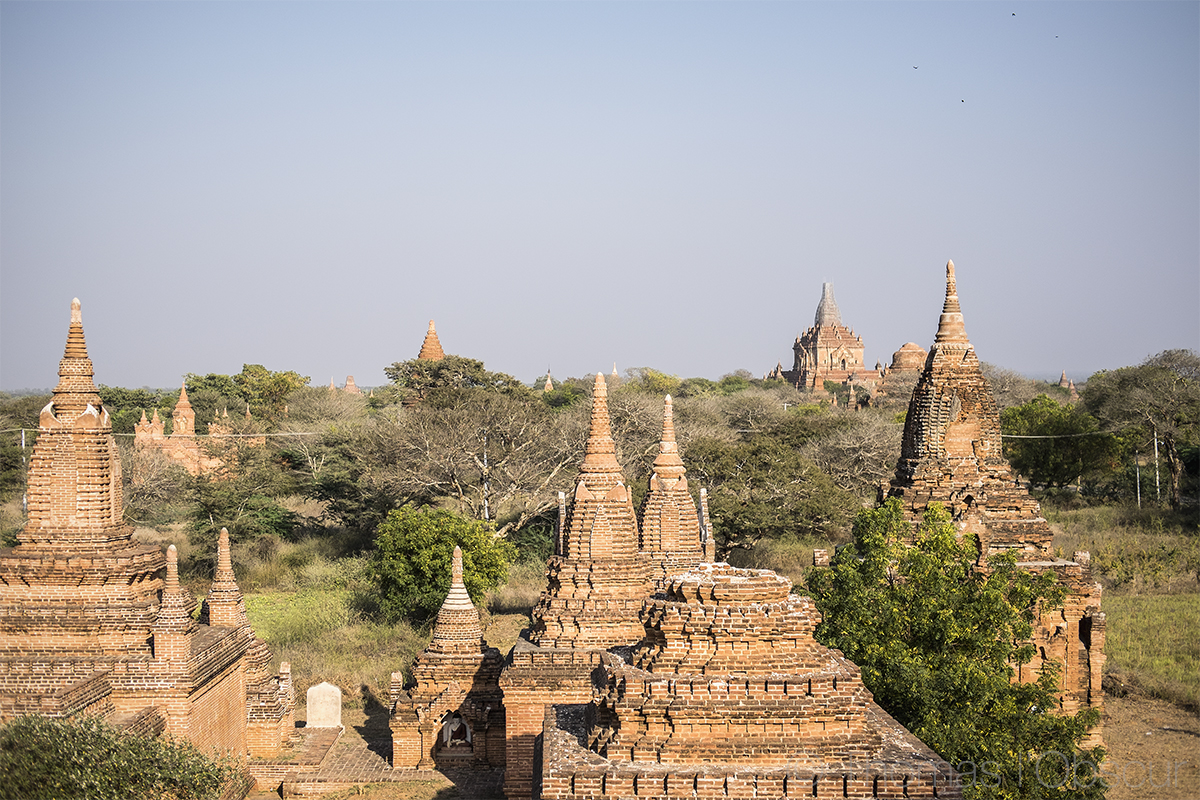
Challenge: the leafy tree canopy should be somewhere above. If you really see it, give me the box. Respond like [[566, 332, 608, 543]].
[[383, 355, 529, 405], [0, 714, 239, 800], [371, 506, 516, 625], [186, 364, 309, 423], [1082, 349, 1200, 509], [1001, 395, 1118, 489], [685, 433, 858, 554], [806, 500, 1104, 800]]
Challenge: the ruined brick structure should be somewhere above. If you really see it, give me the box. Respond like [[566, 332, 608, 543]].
[[479, 375, 963, 799], [537, 563, 959, 799], [780, 283, 869, 391], [391, 546, 506, 770], [0, 299, 293, 764], [418, 320, 446, 361], [496, 374, 715, 800], [134, 383, 227, 475], [343, 376, 363, 394], [883, 263, 1104, 739]]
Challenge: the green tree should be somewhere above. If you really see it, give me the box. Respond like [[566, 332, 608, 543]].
[[806, 500, 1105, 800], [383, 355, 529, 405], [0, 714, 239, 800], [1001, 396, 1119, 489], [231, 364, 309, 420], [371, 506, 516, 625], [98, 386, 173, 435], [685, 434, 858, 554], [186, 365, 309, 424], [1082, 350, 1200, 509]]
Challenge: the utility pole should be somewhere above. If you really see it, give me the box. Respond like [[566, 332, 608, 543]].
[[1153, 431, 1161, 503], [1135, 450, 1141, 509]]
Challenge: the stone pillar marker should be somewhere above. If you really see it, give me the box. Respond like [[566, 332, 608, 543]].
[[306, 682, 342, 728]]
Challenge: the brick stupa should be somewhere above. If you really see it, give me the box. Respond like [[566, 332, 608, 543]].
[[539, 564, 960, 799], [418, 320, 446, 361], [781, 283, 868, 391], [885, 261, 1052, 555], [528, 373, 651, 649], [883, 262, 1105, 738], [637, 395, 711, 588], [0, 299, 293, 760], [501, 373, 652, 799], [391, 546, 505, 770]]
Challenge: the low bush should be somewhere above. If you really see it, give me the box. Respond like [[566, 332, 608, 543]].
[[0, 714, 239, 800]]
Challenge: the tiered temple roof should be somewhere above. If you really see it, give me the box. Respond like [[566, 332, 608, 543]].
[[638, 395, 710, 588], [0, 299, 292, 760], [529, 373, 651, 649], [418, 320, 446, 360], [538, 563, 960, 799], [885, 261, 1050, 554], [781, 283, 868, 391]]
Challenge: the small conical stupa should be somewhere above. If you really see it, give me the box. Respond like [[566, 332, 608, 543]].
[[418, 320, 446, 360]]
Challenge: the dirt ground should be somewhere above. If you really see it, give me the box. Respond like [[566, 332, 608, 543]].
[[1102, 693, 1199, 800], [248, 689, 1199, 799]]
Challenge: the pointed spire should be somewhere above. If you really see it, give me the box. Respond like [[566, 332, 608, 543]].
[[203, 527, 246, 629], [579, 373, 622, 475], [651, 395, 685, 480], [215, 528, 235, 586], [543, 371, 554, 393], [934, 260, 969, 344], [1059, 370, 1070, 388], [155, 544, 196, 645], [428, 545, 484, 655], [611, 363, 618, 378], [418, 320, 445, 360], [176, 382, 192, 409], [814, 282, 843, 328], [51, 298, 101, 410], [139, 409, 149, 424], [442, 546, 474, 612]]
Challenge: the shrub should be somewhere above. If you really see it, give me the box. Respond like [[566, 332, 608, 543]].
[[0, 714, 238, 800], [371, 506, 516, 625]]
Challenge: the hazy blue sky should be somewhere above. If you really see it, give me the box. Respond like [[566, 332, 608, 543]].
[[2, 2, 1196, 391]]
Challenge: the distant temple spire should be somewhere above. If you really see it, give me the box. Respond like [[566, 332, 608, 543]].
[[418, 320, 446, 361], [813, 282, 843, 327]]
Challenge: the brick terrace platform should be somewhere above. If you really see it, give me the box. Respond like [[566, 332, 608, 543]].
[[248, 716, 504, 799]]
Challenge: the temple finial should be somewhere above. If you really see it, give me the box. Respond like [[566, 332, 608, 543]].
[[651, 394, 685, 477], [580, 373, 621, 474], [934, 260, 969, 344], [165, 544, 180, 592], [814, 282, 842, 328]]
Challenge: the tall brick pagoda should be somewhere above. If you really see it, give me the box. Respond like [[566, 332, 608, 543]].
[[528, 372, 651, 650], [885, 261, 1053, 555], [883, 262, 1105, 737], [391, 546, 506, 770], [781, 283, 867, 391], [637, 395, 711, 588], [418, 319, 446, 360], [0, 299, 293, 759], [501, 373, 652, 800], [539, 564, 960, 799]]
